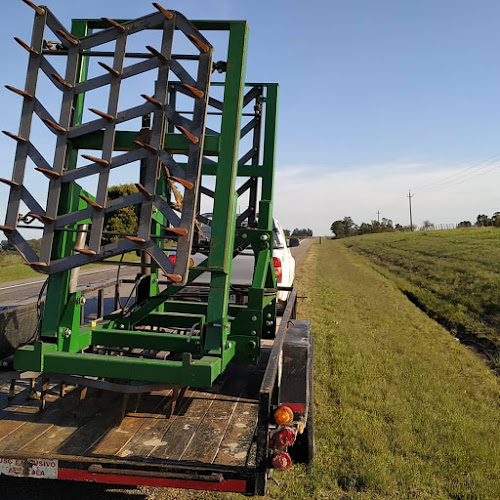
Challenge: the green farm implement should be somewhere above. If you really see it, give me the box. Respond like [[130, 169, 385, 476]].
[[0, 2, 313, 495]]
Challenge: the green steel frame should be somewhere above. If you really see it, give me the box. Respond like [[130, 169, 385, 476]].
[[11, 10, 280, 387]]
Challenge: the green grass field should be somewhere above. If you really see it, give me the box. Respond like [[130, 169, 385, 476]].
[[341, 228, 500, 366], [0, 252, 41, 282], [0, 252, 139, 284], [154, 239, 500, 500]]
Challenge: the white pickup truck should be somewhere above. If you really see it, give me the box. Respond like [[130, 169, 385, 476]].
[[170, 216, 299, 313]]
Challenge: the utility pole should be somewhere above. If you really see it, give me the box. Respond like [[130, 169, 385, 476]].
[[407, 190, 414, 231], [376, 210, 381, 223]]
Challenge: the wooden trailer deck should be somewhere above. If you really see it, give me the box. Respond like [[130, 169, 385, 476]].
[[0, 352, 268, 472]]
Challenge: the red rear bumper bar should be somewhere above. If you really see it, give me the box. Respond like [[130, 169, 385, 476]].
[[58, 468, 247, 493]]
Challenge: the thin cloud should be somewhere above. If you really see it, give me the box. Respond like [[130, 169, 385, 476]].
[[274, 162, 500, 234]]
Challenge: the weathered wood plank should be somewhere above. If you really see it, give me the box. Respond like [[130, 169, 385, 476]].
[[148, 385, 224, 461], [151, 416, 200, 461], [120, 389, 199, 459], [27, 392, 105, 454], [55, 394, 122, 456], [213, 402, 259, 466], [178, 371, 250, 463], [179, 417, 229, 463], [93, 394, 169, 457]]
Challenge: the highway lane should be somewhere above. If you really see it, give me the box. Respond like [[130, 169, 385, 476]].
[[291, 237, 314, 265], [0, 266, 138, 312]]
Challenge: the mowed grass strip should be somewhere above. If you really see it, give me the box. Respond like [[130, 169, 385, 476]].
[[277, 241, 500, 499], [342, 228, 500, 358], [157, 240, 500, 499]]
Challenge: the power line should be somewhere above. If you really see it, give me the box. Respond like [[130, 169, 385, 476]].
[[423, 158, 500, 193], [414, 151, 500, 192]]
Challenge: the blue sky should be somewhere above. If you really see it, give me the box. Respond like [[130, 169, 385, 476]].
[[1, 0, 499, 234]]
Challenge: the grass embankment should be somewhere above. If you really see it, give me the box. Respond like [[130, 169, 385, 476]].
[[0, 252, 139, 284], [341, 228, 500, 362], [155, 240, 500, 500], [0, 252, 38, 282]]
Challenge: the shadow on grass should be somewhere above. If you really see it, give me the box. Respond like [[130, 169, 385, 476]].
[[0, 476, 147, 500]]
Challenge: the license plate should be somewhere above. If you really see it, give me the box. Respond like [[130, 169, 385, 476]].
[[0, 457, 58, 479]]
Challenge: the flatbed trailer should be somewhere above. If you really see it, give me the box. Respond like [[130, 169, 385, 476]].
[[0, 290, 313, 496]]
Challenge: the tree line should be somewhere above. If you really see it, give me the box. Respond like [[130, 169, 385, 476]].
[[331, 211, 500, 238], [330, 217, 412, 238], [285, 228, 313, 237], [458, 212, 500, 228]]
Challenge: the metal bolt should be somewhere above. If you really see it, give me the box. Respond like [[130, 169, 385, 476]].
[[266, 313, 272, 318], [260, 234, 268, 241], [251, 315, 257, 321], [63, 328, 71, 338], [251, 330, 257, 335], [76, 296, 86, 306], [242, 233, 247, 239], [266, 321, 273, 326]]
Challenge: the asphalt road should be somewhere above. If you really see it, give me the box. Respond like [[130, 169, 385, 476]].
[[0, 266, 138, 313], [290, 237, 314, 265]]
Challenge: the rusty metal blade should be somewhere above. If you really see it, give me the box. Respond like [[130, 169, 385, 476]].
[[5, 85, 34, 100], [181, 83, 204, 99], [175, 125, 199, 145], [34, 167, 61, 180], [152, 3, 174, 20]]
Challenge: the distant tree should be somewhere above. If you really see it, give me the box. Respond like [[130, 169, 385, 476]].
[[381, 218, 394, 231], [342, 216, 358, 237], [394, 223, 410, 232], [421, 220, 435, 230], [330, 220, 345, 238], [283, 229, 291, 237], [331, 216, 398, 237], [475, 214, 491, 227], [369, 220, 381, 233], [27, 239, 42, 254], [492, 212, 500, 227], [103, 184, 139, 243], [358, 222, 373, 235], [291, 228, 313, 237], [457, 221, 472, 228]]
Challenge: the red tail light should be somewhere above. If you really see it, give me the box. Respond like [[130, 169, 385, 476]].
[[272, 257, 282, 284], [272, 451, 291, 471], [275, 428, 296, 449], [168, 255, 195, 267]]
